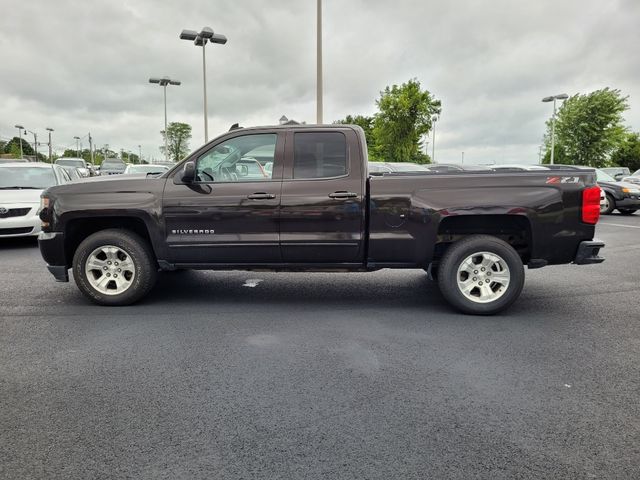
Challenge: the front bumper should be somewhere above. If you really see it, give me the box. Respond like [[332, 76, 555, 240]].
[[615, 196, 640, 210], [38, 231, 69, 282], [0, 206, 41, 237], [574, 239, 605, 265]]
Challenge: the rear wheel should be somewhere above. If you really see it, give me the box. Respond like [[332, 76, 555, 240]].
[[437, 235, 524, 315], [601, 193, 615, 215], [72, 229, 157, 306], [618, 209, 636, 215]]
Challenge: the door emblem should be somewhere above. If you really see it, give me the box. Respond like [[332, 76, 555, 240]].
[[171, 229, 215, 234]]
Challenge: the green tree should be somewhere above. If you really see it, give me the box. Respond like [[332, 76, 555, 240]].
[[161, 122, 192, 162], [334, 114, 382, 160], [542, 88, 629, 167], [610, 132, 640, 172], [373, 79, 440, 163], [4, 137, 34, 157]]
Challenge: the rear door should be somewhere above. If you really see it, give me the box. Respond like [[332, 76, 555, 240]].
[[279, 128, 366, 263]]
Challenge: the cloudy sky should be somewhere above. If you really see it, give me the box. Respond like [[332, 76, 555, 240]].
[[1, 0, 639, 164]]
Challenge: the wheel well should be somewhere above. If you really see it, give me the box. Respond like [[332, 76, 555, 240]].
[[64, 216, 154, 265], [434, 215, 532, 263]]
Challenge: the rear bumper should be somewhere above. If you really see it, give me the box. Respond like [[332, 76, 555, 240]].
[[38, 231, 69, 282], [573, 239, 605, 265]]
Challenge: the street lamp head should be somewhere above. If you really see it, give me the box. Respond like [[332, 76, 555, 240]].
[[15, 124, 24, 129], [200, 27, 214, 39], [555, 93, 569, 100], [210, 33, 227, 45], [180, 29, 198, 41], [169, 80, 181, 86], [74, 136, 80, 140], [46, 127, 54, 132], [542, 96, 555, 102], [149, 78, 162, 84], [194, 36, 206, 46]]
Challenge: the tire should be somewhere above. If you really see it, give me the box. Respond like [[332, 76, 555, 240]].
[[72, 229, 157, 306], [618, 209, 636, 215], [437, 235, 525, 315], [601, 193, 615, 215]]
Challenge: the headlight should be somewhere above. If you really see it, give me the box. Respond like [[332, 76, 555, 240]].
[[39, 196, 50, 228], [622, 187, 640, 194]]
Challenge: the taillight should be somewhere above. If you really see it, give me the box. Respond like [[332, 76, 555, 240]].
[[582, 186, 600, 224]]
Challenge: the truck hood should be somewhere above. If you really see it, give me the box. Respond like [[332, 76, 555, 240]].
[[0, 188, 43, 205], [44, 173, 166, 199]]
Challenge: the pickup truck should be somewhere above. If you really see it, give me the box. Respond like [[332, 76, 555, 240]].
[[38, 124, 604, 314]]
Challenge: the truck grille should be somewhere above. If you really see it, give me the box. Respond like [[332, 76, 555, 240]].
[[0, 207, 31, 219], [0, 227, 33, 235]]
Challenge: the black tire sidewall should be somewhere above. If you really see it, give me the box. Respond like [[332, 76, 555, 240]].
[[437, 236, 525, 315], [617, 209, 636, 215], [73, 230, 157, 306]]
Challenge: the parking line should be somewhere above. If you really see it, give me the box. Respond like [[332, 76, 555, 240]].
[[598, 222, 640, 229]]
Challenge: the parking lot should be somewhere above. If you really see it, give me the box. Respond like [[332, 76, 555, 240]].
[[1, 214, 639, 479]]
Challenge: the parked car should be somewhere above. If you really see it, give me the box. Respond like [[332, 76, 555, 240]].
[[55, 158, 90, 177], [0, 162, 70, 238], [59, 166, 84, 181], [39, 124, 604, 315], [123, 164, 170, 175], [490, 164, 550, 171], [621, 169, 640, 186], [368, 162, 430, 174], [100, 157, 127, 175], [601, 167, 630, 181]]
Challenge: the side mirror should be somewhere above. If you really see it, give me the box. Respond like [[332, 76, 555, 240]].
[[182, 161, 196, 183], [614, 174, 623, 180]]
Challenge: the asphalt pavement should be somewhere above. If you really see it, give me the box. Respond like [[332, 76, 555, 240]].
[[1, 214, 639, 479]]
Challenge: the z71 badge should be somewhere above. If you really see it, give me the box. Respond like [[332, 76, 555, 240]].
[[546, 176, 581, 184]]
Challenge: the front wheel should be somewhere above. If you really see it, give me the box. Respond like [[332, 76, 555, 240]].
[[72, 229, 158, 306], [618, 209, 636, 215], [601, 193, 615, 215], [437, 235, 525, 315]]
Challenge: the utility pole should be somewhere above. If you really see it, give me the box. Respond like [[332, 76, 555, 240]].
[[88, 132, 94, 165], [138, 145, 142, 163], [74, 136, 80, 158], [432, 116, 438, 163], [461, 151, 464, 164], [45, 128, 54, 162], [316, 0, 323, 124]]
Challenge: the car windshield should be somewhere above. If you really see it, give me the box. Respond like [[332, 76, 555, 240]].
[[56, 159, 84, 167], [103, 159, 124, 166], [595, 169, 617, 182], [0, 166, 57, 189]]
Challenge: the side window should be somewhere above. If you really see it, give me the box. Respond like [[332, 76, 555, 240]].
[[196, 133, 277, 183], [293, 132, 347, 179], [58, 167, 71, 183]]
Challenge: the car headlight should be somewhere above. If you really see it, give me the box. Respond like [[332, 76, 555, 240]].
[[622, 187, 640, 194], [39, 196, 50, 228]]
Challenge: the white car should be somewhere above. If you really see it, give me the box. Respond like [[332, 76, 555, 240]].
[[0, 162, 70, 238]]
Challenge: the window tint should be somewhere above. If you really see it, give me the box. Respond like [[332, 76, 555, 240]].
[[196, 133, 276, 182], [293, 132, 347, 179]]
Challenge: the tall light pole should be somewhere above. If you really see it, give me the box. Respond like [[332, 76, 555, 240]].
[[74, 136, 80, 158], [149, 76, 181, 162], [542, 93, 568, 165], [138, 144, 142, 163], [14, 125, 25, 159], [46, 128, 54, 162], [317, 0, 323, 124], [431, 116, 438, 163], [179, 27, 227, 143], [27, 130, 38, 160]]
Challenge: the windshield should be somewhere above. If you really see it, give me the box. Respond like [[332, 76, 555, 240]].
[[103, 159, 125, 166], [595, 169, 617, 182], [56, 159, 84, 167], [0, 166, 57, 189]]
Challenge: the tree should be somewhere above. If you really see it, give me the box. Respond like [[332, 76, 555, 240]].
[[610, 132, 640, 173], [373, 79, 440, 163], [334, 114, 382, 160], [161, 122, 192, 162], [542, 88, 629, 167], [3, 136, 34, 157]]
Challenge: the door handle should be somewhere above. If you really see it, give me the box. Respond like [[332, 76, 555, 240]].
[[328, 191, 358, 199], [247, 193, 276, 200]]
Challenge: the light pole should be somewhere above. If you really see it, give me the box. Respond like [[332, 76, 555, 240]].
[[14, 125, 25, 159], [431, 116, 438, 163], [149, 76, 181, 162], [27, 130, 38, 160], [138, 145, 142, 163], [179, 27, 227, 143], [317, 0, 323, 124], [542, 93, 568, 165], [46, 128, 54, 162], [74, 136, 80, 158]]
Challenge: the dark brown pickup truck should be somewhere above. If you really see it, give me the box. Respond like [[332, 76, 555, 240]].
[[38, 124, 604, 314]]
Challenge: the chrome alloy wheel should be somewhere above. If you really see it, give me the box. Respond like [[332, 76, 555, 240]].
[[600, 196, 610, 214], [85, 245, 136, 295], [456, 251, 510, 304]]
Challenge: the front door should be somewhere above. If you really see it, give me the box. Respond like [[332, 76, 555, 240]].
[[162, 131, 284, 265]]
